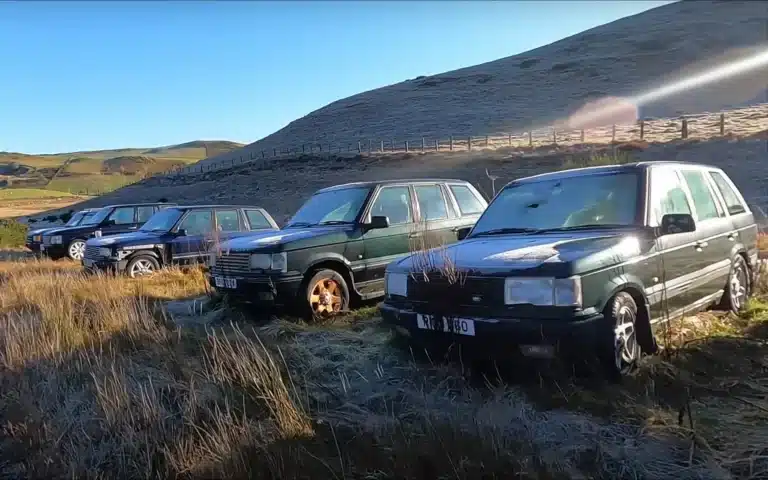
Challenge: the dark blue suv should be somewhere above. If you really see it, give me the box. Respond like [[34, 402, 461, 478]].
[[82, 204, 279, 277]]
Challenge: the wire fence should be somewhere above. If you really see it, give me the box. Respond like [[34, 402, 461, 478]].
[[144, 102, 768, 181]]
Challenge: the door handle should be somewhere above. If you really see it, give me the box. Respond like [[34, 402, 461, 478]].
[[727, 232, 737, 241], [695, 241, 708, 250]]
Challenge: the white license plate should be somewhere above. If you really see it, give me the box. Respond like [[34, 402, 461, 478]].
[[214, 276, 237, 289], [519, 344, 556, 358], [40, 245, 45, 251], [83, 258, 94, 268], [416, 314, 475, 336]]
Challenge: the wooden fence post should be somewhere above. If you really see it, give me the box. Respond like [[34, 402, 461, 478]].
[[720, 113, 725, 135], [467, 136, 472, 151], [508, 134, 512, 146], [450, 136, 454, 151], [261, 151, 265, 158], [580, 129, 585, 143], [421, 137, 425, 152], [639, 120, 645, 140], [681, 117, 688, 139], [528, 131, 532, 147], [391, 139, 395, 152], [273, 148, 277, 156], [611, 125, 616, 143], [405, 141, 409, 153], [380, 140, 384, 152], [435, 139, 439, 151], [553, 128, 557, 145], [357, 141, 361, 153], [485, 135, 489, 147]]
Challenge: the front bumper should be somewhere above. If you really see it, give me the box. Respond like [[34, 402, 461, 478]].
[[82, 257, 125, 274], [380, 302, 604, 358], [39, 243, 66, 258], [25, 241, 42, 254], [206, 271, 303, 305]]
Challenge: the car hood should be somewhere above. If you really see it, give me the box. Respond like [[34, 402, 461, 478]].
[[28, 227, 59, 237], [218, 226, 353, 252], [86, 231, 164, 247], [391, 230, 648, 277], [41, 225, 97, 237]]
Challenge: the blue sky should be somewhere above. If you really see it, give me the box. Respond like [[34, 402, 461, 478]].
[[0, 1, 672, 154]]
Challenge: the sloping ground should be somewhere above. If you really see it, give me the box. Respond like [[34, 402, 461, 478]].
[[195, 0, 768, 169]]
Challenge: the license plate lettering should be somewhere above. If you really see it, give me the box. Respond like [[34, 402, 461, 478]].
[[416, 314, 475, 336], [214, 276, 237, 289]]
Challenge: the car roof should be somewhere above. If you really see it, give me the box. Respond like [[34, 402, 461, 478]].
[[171, 204, 266, 210], [316, 178, 472, 193], [509, 161, 720, 186], [99, 202, 177, 208]]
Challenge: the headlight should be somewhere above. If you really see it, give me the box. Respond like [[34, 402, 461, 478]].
[[51, 235, 63, 244], [98, 247, 112, 257], [385, 272, 408, 298], [209, 252, 217, 267], [33, 235, 41, 242], [504, 276, 582, 307], [249, 252, 287, 272]]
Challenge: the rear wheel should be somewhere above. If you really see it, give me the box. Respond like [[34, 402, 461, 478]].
[[67, 239, 86, 261], [598, 291, 640, 381], [126, 255, 160, 278], [719, 255, 750, 314], [304, 269, 350, 319]]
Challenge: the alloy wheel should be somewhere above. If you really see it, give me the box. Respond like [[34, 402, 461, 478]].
[[614, 304, 639, 372], [730, 262, 748, 311], [130, 259, 155, 277], [309, 278, 343, 315], [69, 241, 85, 260]]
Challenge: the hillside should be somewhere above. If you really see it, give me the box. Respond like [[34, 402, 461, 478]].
[[0, 140, 243, 196], [195, 0, 768, 169]]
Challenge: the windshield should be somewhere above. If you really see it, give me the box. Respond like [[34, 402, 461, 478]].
[[140, 208, 183, 232], [64, 211, 86, 227], [470, 172, 640, 236], [286, 187, 371, 227], [82, 207, 110, 226]]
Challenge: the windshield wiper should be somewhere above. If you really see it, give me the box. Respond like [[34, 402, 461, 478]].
[[318, 220, 353, 225], [535, 224, 632, 233], [285, 221, 315, 228], [472, 227, 542, 236]]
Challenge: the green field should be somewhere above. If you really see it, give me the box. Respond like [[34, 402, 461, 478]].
[[0, 188, 77, 200], [0, 140, 244, 196]]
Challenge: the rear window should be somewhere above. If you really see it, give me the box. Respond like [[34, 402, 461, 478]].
[[246, 210, 273, 230], [449, 184, 485, 216], [709, 171, 747, 216]]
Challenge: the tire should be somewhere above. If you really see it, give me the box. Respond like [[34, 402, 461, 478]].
[[719, 254, 750, 314], [598, 291, 641, 381], [66, 239, 87, 261], [303, 269, 350, 319], [126, 255, 160, 278]]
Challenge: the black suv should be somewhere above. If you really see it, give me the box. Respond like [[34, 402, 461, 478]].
[[208, 179, 489, 315], [26, 208, 99, 255], [380, 162, 759, 378], [40, 202, 175, 261], [82, 205, 279, 277]]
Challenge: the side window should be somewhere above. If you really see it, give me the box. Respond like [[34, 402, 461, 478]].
[[649, 168, 692, 226], [414, 185, 448, 221], [449, 184, 485, 216], [108, 207, 135, 225], [369, 186, 413, 225], [245, 210, 272, 230], [681, 170, 723, 221], [709, 171, 747, 216], [137, 206, 155, 223], [177, 210, 213, 236], [215, 210, 240, 232]]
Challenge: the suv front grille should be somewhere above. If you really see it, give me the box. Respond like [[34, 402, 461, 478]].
[[43, 236, 52, 245], [212, 252, 251, 275], [84, 246, 100, 260], [407, 275, 505, 306]]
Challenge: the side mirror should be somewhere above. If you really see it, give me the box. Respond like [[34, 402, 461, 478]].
[[658, 213, 695, 236], [366, 215, 390, 230], [103, 219, 116, 227], [457, 226, 471, 241], [176, 228, 188, 237]]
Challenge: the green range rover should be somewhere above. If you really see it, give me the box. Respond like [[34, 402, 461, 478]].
[[208, 179, 489, 315], [380, 161, 759, 379]]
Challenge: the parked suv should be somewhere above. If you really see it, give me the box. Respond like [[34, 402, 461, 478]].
[[380, 162, 759, 379], [26, 208, 99, 255], [40, 202, 175, 261], [82, 205, 278, 277], [208, 179, 488, 315]]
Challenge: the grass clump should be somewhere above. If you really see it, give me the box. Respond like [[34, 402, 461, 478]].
[[0, 219, 27, 248]]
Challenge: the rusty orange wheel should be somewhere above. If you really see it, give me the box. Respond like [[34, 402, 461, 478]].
[[305, 269, 350, 318]]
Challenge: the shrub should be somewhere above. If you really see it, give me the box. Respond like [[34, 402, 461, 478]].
[[0, 219, 28, 248]]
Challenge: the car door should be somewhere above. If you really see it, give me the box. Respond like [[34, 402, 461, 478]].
[[169, 209, 214, 265], [446, 183, 487, 237], [212, 208, 245, 255], [412, 183, 454, 249], [647, 165, 701, 320], [678, 167, 733, 305], [361, 184, 417, 290], [708, 170, 757, 257], [99, 206, 138, 236]]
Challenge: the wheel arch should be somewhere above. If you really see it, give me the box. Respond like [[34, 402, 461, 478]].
[[600, 276, 656, 354], [303, 256, 357, 299]]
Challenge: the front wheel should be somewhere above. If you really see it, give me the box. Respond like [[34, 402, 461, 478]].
[[304, 269, 350, 319], [67, 239, 86, 261], [598, 291, 641, 381], [126, 255, 160, 278]]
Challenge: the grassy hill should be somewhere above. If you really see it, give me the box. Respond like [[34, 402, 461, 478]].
[[0, 140, 244, 197]]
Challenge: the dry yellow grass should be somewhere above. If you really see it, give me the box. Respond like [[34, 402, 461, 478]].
[[1, 256, 767, 479]]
